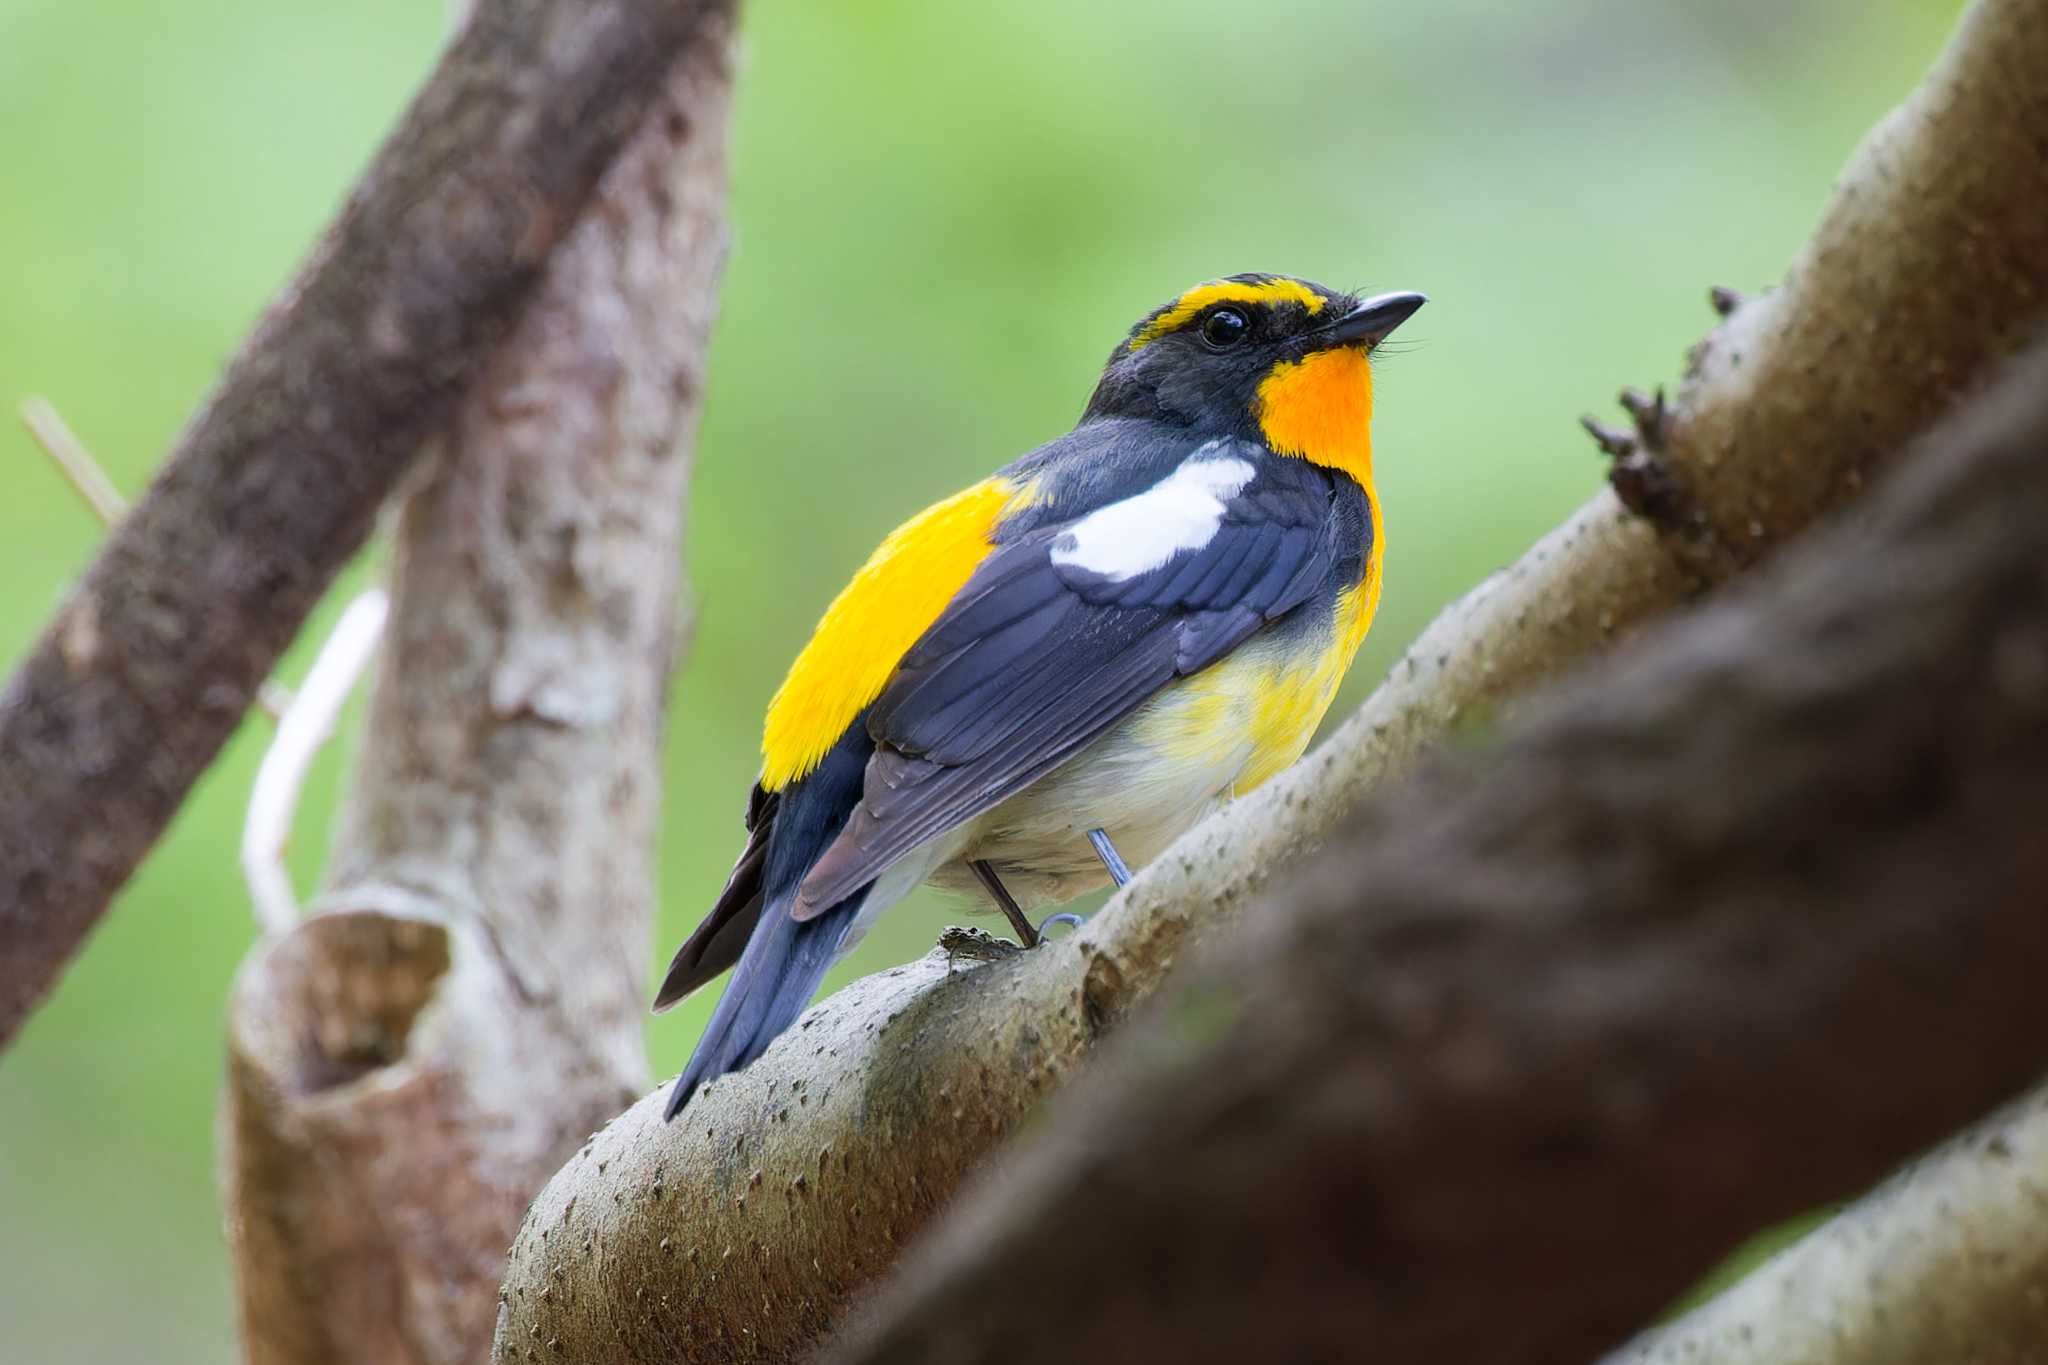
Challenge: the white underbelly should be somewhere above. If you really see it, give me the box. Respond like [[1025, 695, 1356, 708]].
[[928, 676, 1258, 908]]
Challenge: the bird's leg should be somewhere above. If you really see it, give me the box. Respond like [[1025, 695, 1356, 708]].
[[1088, 828, 1133, 888], [970, 859, 1039, 948]]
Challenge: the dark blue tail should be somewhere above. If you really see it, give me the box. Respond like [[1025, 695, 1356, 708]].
[[661, 890, 860, 1118], [661, 724, 874, 1120]]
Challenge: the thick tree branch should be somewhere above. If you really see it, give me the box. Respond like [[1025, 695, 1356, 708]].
[[0, 0, 732, 1048], [219, 16, 733, 1364], [1606, 1084, 2048, 1365], [491, 4, 2048, 1357], [1629, 0, 2048, 574], [827, 335, 2048, 1365]]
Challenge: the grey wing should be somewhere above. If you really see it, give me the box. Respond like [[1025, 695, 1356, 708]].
[[792, 465, 1336, 915]]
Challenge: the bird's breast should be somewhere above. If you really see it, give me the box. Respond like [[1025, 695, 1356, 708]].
[[942, 583, 1376, 906], [1139, 589, 1370, 795]]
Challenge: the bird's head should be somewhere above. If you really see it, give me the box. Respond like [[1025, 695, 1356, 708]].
[[1085, 274, 1425, 481]]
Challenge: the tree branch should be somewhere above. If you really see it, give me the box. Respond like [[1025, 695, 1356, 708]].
[[1605, 1083, 2048, 1365], [219, 14, 734, 1363], [240, 588, 388, 933], [0, 0, 732, 1049], [825, 334, 2048, 1365], [491, 3, 2048, 1357], [1625, 0, 2048, 575]]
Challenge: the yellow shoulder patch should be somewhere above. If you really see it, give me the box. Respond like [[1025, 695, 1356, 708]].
[[1255, 345, 1375, 484], [760, 476, 1032, 791], [1130, 278, 1326, 351]]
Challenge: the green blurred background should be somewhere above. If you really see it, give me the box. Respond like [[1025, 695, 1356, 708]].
[[0, 0, 1962, 1356]]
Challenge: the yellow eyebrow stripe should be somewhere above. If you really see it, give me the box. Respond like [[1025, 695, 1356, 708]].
[[760, 476, 1035, 791], [1129, 278, 1326, 351]]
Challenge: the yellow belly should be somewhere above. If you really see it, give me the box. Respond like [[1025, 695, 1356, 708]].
[[1138, 642, 1335, 796], [939, 587, 1378, 907], [1138, 577, 1378, 797]]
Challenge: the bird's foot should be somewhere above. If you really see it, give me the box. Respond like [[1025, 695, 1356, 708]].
[[939, 924, 1024, 969], [1035, 911, 1087, 940]]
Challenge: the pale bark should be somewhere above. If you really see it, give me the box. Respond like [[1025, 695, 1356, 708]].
[[0, 0, 734, 1049], [1640, 0, 2048, 576], [220, 15, 734, 1364], [1606, 1084, 2048, 1365], [826, 334, 2048, 1364], [491, 3, 2048, 1359]]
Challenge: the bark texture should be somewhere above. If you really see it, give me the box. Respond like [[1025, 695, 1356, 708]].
[[0, 0, 730, 1049], [1607, 1084, 2048, 1365], [491, 5, 2048, 1356], [220, 17, 734, 1364], [1635, 0, 2048, 576], [826, 336, 2048, 1365]]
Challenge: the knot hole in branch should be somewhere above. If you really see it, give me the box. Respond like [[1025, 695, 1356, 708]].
[[254, 910, 452, 1095]]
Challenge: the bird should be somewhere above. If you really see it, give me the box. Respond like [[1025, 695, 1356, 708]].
[[654, 274, 1425, 1119]]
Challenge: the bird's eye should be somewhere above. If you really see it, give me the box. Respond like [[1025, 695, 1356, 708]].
[[1199, 307, 1250, 349]]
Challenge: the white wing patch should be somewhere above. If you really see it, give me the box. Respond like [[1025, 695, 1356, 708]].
[[1050, 447, 1256, 582]]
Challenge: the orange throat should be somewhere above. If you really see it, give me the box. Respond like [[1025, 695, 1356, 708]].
[[1257, 341, 1386, 686], [1254, 345, 1374, 484]]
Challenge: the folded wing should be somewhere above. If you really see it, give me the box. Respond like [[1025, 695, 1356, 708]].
[[794, 446, 1338, 915]]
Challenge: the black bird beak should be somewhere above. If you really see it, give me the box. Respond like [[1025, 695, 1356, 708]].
[[1316, 290, 1427, 349]]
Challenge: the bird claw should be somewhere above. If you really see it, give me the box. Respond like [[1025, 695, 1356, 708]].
[[1035, 911, 1087, 940], [939, 924, 1023, 967]]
